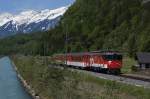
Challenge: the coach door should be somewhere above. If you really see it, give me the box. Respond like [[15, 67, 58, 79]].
[[83, 55, 90, 67], [90, 55, 94, 67]]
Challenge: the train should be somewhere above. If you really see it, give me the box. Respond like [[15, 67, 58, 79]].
[[53, 51, 123, 74]]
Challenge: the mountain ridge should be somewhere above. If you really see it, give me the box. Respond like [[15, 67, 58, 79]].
[[0, 6, 68, 37]]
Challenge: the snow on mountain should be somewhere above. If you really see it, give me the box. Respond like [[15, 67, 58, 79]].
[[12, 10, 38, 25], [0, 6, 68, 37], [0, 13, 13, 26], [28, 7, 67, 24]]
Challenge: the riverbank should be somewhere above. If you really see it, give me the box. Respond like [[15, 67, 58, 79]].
[[11, 60, 40, 99], [12, 55, 150, 99]]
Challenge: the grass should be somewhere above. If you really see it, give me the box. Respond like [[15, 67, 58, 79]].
[[12, 55, 150, 99], [121, 57, 137, 73]]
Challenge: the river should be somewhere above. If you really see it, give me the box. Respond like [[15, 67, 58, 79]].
[[0, 57, 32, 99]]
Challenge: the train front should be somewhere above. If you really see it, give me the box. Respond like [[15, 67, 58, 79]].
[[103, 52, 123, 74]]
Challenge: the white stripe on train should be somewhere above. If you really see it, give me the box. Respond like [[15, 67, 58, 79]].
[[66, 61, 108, 68]]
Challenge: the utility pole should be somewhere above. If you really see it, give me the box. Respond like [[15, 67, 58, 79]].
[[65, 24, 68, 65]]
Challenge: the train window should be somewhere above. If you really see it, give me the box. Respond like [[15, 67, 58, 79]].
[[103, 54, 122, 60]]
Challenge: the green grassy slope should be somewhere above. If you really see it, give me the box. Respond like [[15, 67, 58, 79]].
[[12, 55, 150, 99]]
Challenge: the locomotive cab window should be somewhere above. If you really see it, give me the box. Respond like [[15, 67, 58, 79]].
[[103, 54, 122, 60]]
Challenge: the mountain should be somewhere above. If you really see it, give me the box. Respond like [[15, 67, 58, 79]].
[[0, 0, 150, 56], [0, 6, 68, 37], [42, 0, 150, 55]]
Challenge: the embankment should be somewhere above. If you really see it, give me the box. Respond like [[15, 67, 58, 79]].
[[12, 55, 150, 99]]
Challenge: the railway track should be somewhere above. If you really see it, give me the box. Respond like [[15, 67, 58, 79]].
[[49, 64, 150, 89], [120, 74, 150, 82], [80, 70, 150, 89]]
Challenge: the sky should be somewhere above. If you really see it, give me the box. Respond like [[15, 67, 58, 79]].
[[0, 0, 75, 14]]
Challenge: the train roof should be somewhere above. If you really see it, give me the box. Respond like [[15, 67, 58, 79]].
[[65, 51, 122, 56]]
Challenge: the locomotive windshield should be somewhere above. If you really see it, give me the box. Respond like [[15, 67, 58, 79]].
[[103, 54, 122, 60]]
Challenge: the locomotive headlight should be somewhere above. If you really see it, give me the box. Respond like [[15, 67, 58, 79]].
[[108, 61, 112, 64]]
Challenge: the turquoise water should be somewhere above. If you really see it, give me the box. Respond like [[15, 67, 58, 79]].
[[0, 57, 32, 99]]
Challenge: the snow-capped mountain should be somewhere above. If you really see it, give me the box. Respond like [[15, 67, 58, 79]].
[[0, 6, 68, 37]]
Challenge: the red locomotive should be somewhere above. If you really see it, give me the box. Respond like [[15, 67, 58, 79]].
[[54, 51, 122, 74]]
